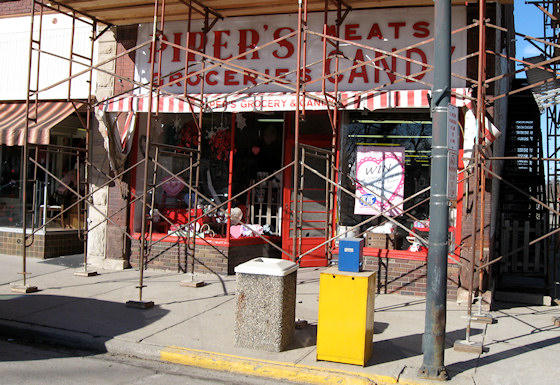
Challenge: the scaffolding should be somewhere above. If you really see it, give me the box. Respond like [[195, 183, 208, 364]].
[[7, 0, 560, 357]]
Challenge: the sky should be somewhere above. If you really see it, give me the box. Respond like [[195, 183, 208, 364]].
[[514, 0, 547, 74]]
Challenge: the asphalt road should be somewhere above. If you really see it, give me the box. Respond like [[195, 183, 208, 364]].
[[0, 337, 294, 385]]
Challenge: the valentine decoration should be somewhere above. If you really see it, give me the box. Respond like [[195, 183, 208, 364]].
[[162, 175, 185, 196], [354, 146, 405, 216]]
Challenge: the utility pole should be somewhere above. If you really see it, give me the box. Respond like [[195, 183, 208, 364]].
[[418, 0, 451, 380]]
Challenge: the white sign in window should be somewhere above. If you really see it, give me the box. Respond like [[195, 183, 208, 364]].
[[354, 146, 405, 216]]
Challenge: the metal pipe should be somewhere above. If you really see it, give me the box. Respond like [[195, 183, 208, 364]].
[[419, 0, 451, 380], [291, 0, 305, 262], [20, 0, 39, 288], [190, 9, 209, 274], [226, 114, 236, 243], [465, 0, 487, 349], [81, 18, 96, 271], [478, 167, 486, 299], [136, 0, 162, 302]]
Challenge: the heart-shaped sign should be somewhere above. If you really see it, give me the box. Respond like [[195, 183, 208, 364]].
[[230, 225, 243, 239], [251, 146, 261, 156], [162, 176, 185, 197]]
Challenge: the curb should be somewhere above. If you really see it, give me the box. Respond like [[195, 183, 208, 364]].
[[0, 319, 446, 385], [0, 319, 162, 361], [161, 346, 399, 385]]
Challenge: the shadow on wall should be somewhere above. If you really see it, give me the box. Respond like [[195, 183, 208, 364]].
[[0, 294, 169, 361]]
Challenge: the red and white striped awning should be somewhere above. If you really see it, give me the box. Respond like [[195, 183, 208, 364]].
[[0, 101, 82, 146], [98, 88, 473, 113]]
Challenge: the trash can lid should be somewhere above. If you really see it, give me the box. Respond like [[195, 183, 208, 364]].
[[234, 257, 298, 277]]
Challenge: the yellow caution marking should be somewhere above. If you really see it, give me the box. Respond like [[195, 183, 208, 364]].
[[161, 346, 401, 385]]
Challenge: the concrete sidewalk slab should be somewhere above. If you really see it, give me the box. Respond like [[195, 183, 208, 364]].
[[1, 253, 560, 385]]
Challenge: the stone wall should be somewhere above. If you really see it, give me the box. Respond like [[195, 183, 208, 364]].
[[88, 28, 117, 270]]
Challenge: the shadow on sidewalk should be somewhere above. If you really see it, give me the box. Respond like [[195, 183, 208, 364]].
[[446, 335, 560, 376], [0, 294, 169, 360], [367, 328, 484, 367]]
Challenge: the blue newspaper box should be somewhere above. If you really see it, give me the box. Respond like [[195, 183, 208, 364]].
[[338, 238, 364, 272]]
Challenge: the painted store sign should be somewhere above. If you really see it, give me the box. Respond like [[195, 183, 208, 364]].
[[135, 6, 467, 94]]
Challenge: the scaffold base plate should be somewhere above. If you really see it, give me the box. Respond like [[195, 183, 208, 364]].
[[10, 284, 39, 294], [454, 340, 483, 354], [180, 280, 206, 287], [471, 314, 495, 324], [126, 300, 154, 309], [74, 270, 98, 277]]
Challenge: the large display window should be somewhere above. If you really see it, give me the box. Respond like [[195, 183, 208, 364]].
[[0, 116, 86, 230], [339, 111, 432, 251], [133, 112, 284, 240]]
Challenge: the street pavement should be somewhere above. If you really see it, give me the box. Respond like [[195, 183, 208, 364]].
[[0, 253, 559, 385]]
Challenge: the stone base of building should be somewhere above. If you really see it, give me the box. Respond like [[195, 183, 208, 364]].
[[130, 236, 282, 275], [0, 228, 84, 259]]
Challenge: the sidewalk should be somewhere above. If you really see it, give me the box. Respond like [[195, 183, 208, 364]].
[[1, 253, 559, 385]]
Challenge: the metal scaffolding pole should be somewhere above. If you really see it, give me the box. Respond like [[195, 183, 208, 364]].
[[126, 0, 163, 309], [419, 0, 451, 380]]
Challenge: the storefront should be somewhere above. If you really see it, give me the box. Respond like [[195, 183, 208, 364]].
[[0, 13, 94, 258], [0, 101, 87, 258], [96, 3, 510, 298]]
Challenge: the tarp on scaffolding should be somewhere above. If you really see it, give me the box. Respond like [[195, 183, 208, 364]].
[[0, 101, 81, 146]]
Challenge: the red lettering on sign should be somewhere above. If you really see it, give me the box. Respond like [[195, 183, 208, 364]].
[[388, 22, 406, 39], [367, 24, 383, 40], [273, 27, 294, 59], [413, 21, 430, 38], [349, 49, 369, 84], [169, 72, 183, 86], [325, 24, 337, 36], [243, 71, 258, 86], [152, 73, 163, 86], [187, 32, 204, 62], [374, 49, 397, 83], [171, 33, 182, 62], [206, 71, 219, 86], [213, 30, 232, 60], [345, 24, 361, 40], [406, 48, 428, 82], [238, 29, 260, 60], [186, 71, 200, 86], [224, 70, 239, 85], [303, 68, 312, 82]]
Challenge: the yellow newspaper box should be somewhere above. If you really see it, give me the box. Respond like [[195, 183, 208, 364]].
[[317, 267, 376, 366]]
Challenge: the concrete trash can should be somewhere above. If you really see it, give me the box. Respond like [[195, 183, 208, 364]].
[[234, 257, 298, 352]]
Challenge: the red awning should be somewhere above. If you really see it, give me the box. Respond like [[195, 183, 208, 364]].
[[98, 89, 473, 113], [0, 101, 82, 146]]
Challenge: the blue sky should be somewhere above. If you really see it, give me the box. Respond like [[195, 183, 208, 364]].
[[514, 0, 546, 73]]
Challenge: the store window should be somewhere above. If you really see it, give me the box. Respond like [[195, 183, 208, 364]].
[[135, 112, 284, 238], [340, 111, 432, 251], [0, 115, 86, 229]]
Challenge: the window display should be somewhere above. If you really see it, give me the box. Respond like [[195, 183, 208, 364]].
[[340, 112, 432, 251]]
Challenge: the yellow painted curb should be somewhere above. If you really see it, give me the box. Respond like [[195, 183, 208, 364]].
[[161, 346, 398, 385]]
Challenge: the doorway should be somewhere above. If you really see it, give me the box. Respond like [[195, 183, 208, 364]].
[[281, 112, 337, 267]]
